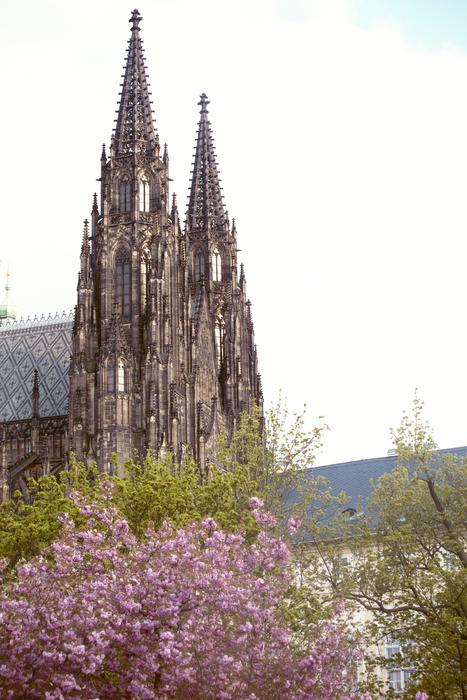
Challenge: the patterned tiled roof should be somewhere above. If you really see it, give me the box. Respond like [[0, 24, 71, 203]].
[[0, 313, 73, 421]]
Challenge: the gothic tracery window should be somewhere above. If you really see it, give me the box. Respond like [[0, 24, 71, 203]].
[[107, 360, 128, 393], [119, 179, 131, 213], [117, 360, 127, 393], [212, 248, 221, 282], [115, 250, 131, 319], [139, 175, 150, 212], [194, 252, 205, 281], [107, 362, 115, 392]]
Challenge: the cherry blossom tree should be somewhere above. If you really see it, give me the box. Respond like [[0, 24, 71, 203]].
[[0, 490, 371, 700]]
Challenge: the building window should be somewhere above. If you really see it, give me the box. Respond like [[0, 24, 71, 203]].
[[107, 363, 115, 392], [117, 360, 127, 393], [385, 640, 414, 692], [194, 252, 205, 281], [212, 248, 221, 282], [119, 179, 131, 212], [139, 176, 150, 212], [115, 250, 130, 319]]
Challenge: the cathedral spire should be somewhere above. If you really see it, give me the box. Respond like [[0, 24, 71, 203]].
[[112, 9, 158, 157], [187, 93, 226, 234]]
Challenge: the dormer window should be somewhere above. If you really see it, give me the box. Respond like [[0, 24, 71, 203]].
[[212, 248, 221, 282], [119, 179, 131, 212], [343, 507, 361, 521], [139, 176, 150, 212]]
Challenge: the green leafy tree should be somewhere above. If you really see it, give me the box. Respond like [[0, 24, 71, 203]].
[[0, 458, 101, 567], [297, 396, 467, 699], [111, 449, 259, 538], [0, 399, 326, 568]]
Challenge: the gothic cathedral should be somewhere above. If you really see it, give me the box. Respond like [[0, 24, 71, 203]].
[[0, 9, 261, 496]]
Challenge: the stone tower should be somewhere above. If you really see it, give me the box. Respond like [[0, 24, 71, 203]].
[[69, 9, 262, 473]]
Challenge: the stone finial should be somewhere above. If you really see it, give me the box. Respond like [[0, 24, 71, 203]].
[[198, 93, 210, 112], [129, 8, 142, 30]]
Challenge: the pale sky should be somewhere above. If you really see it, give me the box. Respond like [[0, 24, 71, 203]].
[[2, 0, 467, 465]]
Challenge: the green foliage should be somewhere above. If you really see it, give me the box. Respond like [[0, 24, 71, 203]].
[[0, 398, 327, 571], [303, 395, 467, 699], [112, 449, 259, 538], [0, 457, 102, 567]]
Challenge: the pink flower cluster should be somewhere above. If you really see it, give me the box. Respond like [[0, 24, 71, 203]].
[[0, 497, 379, 699]]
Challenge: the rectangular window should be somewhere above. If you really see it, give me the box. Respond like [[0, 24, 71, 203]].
[[105, 403, 114, 423], [386, 640, 414, 692]]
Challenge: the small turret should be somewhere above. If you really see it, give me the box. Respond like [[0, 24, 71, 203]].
[[0, 269, 16, 325], [31, 370, 40, 419], [239, 262, 245, 286]]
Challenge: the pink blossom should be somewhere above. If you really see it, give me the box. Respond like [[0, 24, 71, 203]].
[[287, 516, 302, 534], [0, 499, 368, 699]]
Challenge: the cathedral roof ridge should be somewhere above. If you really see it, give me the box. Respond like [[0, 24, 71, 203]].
[[0, 310, 74, 334]]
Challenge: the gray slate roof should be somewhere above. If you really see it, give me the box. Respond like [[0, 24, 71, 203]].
[[309, 445, 467, 509], [0, 313, 73, 421]]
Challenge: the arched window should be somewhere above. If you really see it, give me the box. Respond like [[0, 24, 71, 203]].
[[139, 176, 150, 212], [115, 250, 130, 319], [215, 317, 224, 368], [212, 249, 221, 282], [194, 252, 205, 281], [107, 363, 115, 392], [117, 360, 127, 393], [119, 179, 131, 212]]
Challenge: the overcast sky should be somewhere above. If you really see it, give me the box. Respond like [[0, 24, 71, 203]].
[[2, 0, 467, 465]]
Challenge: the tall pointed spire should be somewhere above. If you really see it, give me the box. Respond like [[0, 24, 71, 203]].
[[187, 94, 226, 234], [112, 9, 158, 157]]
